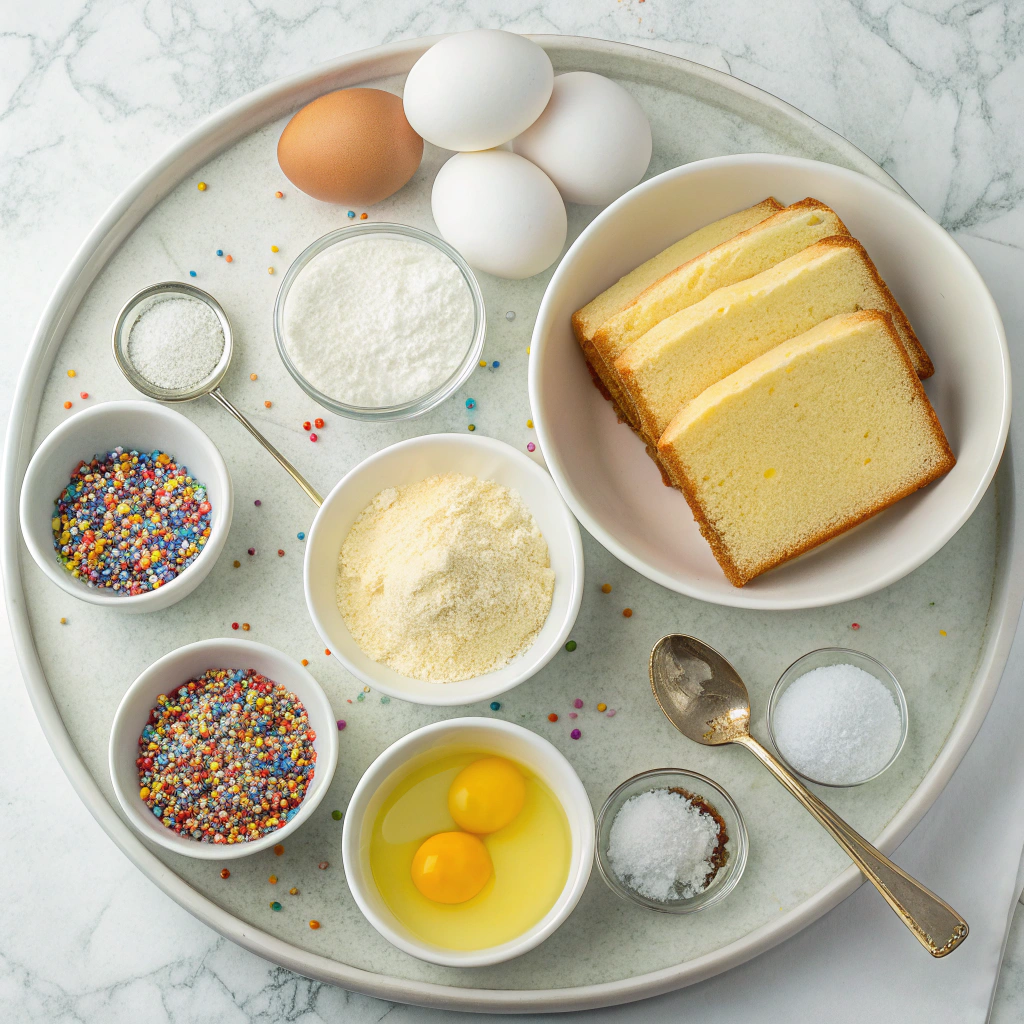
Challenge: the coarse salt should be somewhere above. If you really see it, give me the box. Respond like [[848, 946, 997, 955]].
[[127, 296, 224, 390], [772, 662, 902, 785], [282, 236, 475, 408], [607, 788, 721, 901]]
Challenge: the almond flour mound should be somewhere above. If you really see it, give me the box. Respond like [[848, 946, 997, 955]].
[[336, 472, 555, 683]]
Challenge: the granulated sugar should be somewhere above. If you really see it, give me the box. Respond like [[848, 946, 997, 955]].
[[282, 236, 475, 408], [607, 789, 721, 901], [127, 296, 224, 390], [336, 472, 554, 682], [772, 662, 902, 785]]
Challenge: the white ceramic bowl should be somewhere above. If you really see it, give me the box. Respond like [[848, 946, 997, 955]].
[[20, 400, 233, 612], [303, 433, 584, 706], [530, 154, 1011, 609], [341, 717, 595, 967], [109, 638, 339, 859]]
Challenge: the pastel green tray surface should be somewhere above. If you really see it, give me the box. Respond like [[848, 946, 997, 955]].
[[21, 49, 999, 991]]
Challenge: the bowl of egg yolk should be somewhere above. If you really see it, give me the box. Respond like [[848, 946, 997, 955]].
[[341, 717, 595, 967]]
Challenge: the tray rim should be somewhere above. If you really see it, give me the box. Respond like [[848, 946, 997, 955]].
[[3, 33, 1022, 1014]]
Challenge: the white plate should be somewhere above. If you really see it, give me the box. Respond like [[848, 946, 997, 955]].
[[531, 154, 1011, 609], [303, 433, 584, 706]]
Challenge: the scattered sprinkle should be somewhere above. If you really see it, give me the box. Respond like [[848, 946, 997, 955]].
[[466, 398, 476, 409], [478, 360, 487, 368], [275, 191, 284, 199], [269, 874, 278, 884], [348, 211, 356, 219], [565, 640, 577, 652], [526, 346, 531, 355], [289, 887, 298, 895], [297, 532, 305, 540], [268, 267, 275, 275], [264, 400, 272, 408], [380, 695, 390, 705], [277, 549, 285, 557], [548, 713, 558, 722], [318, 861, 329, 870], [254, 499, 262, 507], [248, 547, 256, 556], [623, 608, 633, 618], [467, 424, 476, 431], [573, 698, 583, 709], [309, 920, 321, 929], [270, 901, 282, 911], [526, 442, 536, 452], [505, 311, 516, 321], [490, 701, 501, 711], [197, 182, 207, 191], [851, 622, 860, 630], [360, 212, 368, 220], [597, 703, 607, 712], [601, 583, 612, 594], [59, 617, 67, 625], [216, 250, 224, 257], [571, 729, 581, 740], [569, 712, 578, 719], [241, 623, 250, 631], [189, 270, 197, 278], [220, 868, 230, 879], [526, 419, 533, 428], [80, 392, 89, 399], [63, 401, 72, 409], [250, 373, 258, 381], [231, 622, 239, 630], [225, 255, 233, 263], [271, 245, 279, 253], [303, 421, 311, 431], [606, 709, 617, 717], [274, 844, 284, 856], [309, 433, 318, 442], [232, 560, 240, 568], [301, 659, 309, 666], [67, 369, 76, 378], [940, 629, 947, 637], [314, 418, 324, 429], [331, 809, 343, 820], [492, 360, 500, 368], [324, 649, 331, 656]]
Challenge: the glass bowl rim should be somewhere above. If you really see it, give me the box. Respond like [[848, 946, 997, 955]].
[[594, 767, 749, 914], [766, 646, 909, 788], [273, 222, 486, 422]]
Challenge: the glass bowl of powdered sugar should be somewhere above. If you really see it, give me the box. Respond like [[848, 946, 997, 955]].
[[595, 769, 748, 914], [274, 223, 486, 420]]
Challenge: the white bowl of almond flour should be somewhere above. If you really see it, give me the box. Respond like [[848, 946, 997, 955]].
[[302, 434, 584, 706]]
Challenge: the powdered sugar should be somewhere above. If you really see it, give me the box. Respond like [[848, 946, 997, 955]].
[[607, 788, 721, 901], [281, 236, 475, 408], [127, 296, 224, 390], [772, 662, 902, 785]]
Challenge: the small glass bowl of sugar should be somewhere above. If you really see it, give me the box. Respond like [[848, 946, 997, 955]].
[[274, 223, 486, 422], [767, 649, 908, 788], [595, 768, 748, 914]]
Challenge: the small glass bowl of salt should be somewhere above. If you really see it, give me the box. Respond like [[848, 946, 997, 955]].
[[595, 769, 748, 914], [767, 649, 908, 788], [274, 223, 486, 421]]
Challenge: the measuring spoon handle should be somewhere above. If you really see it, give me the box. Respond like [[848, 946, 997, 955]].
[[208, 388, 323, 507], [735, 733, 968, 957]]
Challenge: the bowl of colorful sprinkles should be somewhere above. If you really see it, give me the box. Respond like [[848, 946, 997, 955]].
[[109, 638, 339, 859], [595, 769, 748, 914], [19, 400, 232, 611]]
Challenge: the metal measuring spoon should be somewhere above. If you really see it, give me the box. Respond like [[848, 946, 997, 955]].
[[113, 282, 322, 506], [649, 633, 968, 957]]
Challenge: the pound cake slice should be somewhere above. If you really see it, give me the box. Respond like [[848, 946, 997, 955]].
[[616, 235, 933, 445], [591, 198, 852, 420], [573, 197, 783, 417], [659, 310, 954, 587]]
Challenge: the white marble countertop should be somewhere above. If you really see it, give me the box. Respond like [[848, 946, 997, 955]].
[[2, 1, 1023, 1020]]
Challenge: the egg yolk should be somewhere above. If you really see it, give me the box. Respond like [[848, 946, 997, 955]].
[[448, 757, 526, 834], [410, 831, 492, 904]]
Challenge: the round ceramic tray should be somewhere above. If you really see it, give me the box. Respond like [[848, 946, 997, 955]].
[[4, 35, 1022, 1013]]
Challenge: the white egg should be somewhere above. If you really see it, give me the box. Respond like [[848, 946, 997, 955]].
[[513, 72, 652, 206], [404, 30, 553, 152], [431, 150, 567, 279]]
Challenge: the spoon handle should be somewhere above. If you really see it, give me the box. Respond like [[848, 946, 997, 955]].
[[735, 733, 968, 957], [208, 388, 323, 506]]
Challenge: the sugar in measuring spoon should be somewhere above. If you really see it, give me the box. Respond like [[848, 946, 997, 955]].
[[112, 281, 322, 506]]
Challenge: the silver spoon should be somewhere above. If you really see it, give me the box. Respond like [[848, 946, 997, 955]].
[[112, 281, 322, 506], [649, 633, 968, 957]]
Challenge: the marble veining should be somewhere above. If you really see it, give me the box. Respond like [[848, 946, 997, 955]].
[[3, 1, 1024, 1021]]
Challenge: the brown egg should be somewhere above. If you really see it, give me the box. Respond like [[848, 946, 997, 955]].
[[277, 88, 423, 206]]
